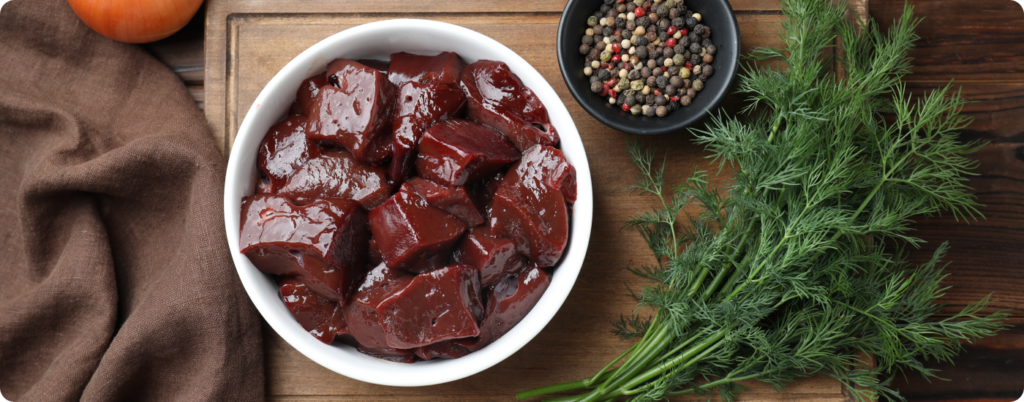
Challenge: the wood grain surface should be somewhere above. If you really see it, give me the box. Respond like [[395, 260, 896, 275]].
[[135, 0, 1024, 399]]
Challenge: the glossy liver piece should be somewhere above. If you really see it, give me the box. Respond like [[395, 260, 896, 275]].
[[416, 119, 520, 187], [388, 51, 467, 87], [240, 195, 369, 302], [460, 60, 558, 151], [343, 263, 414, 350], [376, 264, 484, 349], [278, 277, 347, 344], [277, 149, 392, 210], [460, 265, 551, 352], [257, 115, 316, 193], [389, 82, 467, 183], [490, 145, 577, 266], [453, 226, 526, 288], [307, 59, 395, 164], [404, 177, 485, 227], [412, 340, 471, 361], [296, 73, 328, 116], [368, 187, 467, 273]]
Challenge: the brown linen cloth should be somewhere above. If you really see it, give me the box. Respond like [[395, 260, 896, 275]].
[[0, 0, 264, 400]]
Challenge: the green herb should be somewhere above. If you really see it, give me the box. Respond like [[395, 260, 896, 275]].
[[517, 1, 1008, 401]]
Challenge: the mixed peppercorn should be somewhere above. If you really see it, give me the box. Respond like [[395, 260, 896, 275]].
[[580, 0, 717, 117]]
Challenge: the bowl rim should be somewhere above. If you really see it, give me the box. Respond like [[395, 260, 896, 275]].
[[556, 0, 741, 135], [223, 18, 594, 387]]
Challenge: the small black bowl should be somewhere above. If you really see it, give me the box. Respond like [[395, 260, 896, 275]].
[[557, 0, 740, 135]]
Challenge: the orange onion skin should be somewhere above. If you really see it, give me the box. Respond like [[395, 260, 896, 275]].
[[67, 0, 204, 44]]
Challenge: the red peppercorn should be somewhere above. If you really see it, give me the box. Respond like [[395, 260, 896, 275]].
[[667, 26, 677, 35], [622, 103, 631, 111], [654, 89, 662, 96], [609, 89, 617, 98], [612, 43, 621, 53], [607, 78, 618, 87], [600, 87, 609, 97], [666, 38, 677, 48], [685, 61, 693, 68], [612, 55, 621, 62], [671, 96, 680, 101], [681, 28, 688, 36], [634, 7, 646, 17]]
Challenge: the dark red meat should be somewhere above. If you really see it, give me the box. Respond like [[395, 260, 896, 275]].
[[458, 265, 551, 352], [416, 119, 520, 187], [466, 171, 504, 221], [296, 73, 328, 116], [404, 177, 485, 227], [257, 115, 316, 193], [453, 226, 526, 288], [276, 148, 392, 210], [357, 59, 390, 75], [368, 187, 467, 273], [412, 340, 471, 361], [240, 195, 369, 302], [376, 264, 483, 349], [368, 238, 383, 267], [460, 60, 558, 151], [388, 51, 467, 87], [278, 277, 347, 344], [389, 82, 467, 183], [357, 344, 417, 363], [307, 59, 396, 164], [490, 145, 576, 266], [343, 263, 414, 350]]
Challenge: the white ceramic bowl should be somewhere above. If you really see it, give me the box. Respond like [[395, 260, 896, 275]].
[[223, 19, 593, 386]]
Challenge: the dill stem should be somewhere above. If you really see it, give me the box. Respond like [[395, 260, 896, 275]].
[[666, 373, 761, 396], [594, 324, 675, 395]]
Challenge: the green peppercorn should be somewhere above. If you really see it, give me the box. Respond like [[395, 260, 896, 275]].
[[588, 16, 599, 27], [692, 79, 704, 92], [631, 104, 642, 115], [600, 51, 612, 62], [630, 79, 644, 91]]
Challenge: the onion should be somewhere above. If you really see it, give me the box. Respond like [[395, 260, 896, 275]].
[[67, 0, 204, 44]]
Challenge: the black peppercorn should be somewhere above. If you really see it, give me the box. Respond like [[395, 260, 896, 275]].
[[702, 38, 713, 47], [656, 5, 667, 15], [674, 43, 686, 55], [634, 94, 645, 104], [626, 20, 636, 31], [646, 31, 657, 42], [600, 4, 611, 12], [665, 85, 677, 96], [663, 47, 674, 58], [685, 16, 697, 28], [669, 8, 679, 19], [646, 94, 656, 106], [635, 36, 648, 47], [656, 56, 665, 67], [672, 17, 684, 28], [595, 41, 606, 51], [580, 44, 591, 55], [686, 88, 696, 98], [590, 81, 603, 93], [647, 58, 657, 69], [706, 44, 717, 55], [658, 19, 670, 31], [681, 95, 692, 106], [702, 26, 712, 38], [626, 2, 636, 11], [702, 64, 714, 76], [685, 10, 693, 18], [603, 26, 613, 36], [635, 46, 648, 59], [598, 69, 612, 81], [677, 4, 686, 12], [683, 78, 691, 88], [691, 53, 700, 66], [637, 16, 650, 27], [627, 69, 641, 80], [625, 96, 637, 107], [641, 67, 652, 78], [646, 76, 657, 88], [652, 67, 663, 76], [690, 42, 701, 54], [688, 32, 699, 43], [616, 95, 624, 105], [656, 75, 669, 89], [583, 35, 594, 46], [646, 106, 657, 117], [669, 76, 683, 87], [587, 48, 599, 60], [655, 95, 668, 106], [659, 32, 668, 41], [617, 3, 626, 12], [680, 36, 690, 48], [591, 75, 601, 84], [693, 24, 704, 36], [667, 66, 680, 76]]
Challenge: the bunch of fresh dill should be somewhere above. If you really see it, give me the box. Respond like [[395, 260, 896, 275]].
[[517, 0, 1008, 401]]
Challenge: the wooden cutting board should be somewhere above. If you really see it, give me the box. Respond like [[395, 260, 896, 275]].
[[204, 0, 868, 400]]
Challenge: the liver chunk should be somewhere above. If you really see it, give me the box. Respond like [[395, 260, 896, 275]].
[[257, 115, 316, 194], [404, 177, 485, 227], [389, 82, 466, 183], [376, 264, 483, 349], [278, 277, 347, 344], [453, 226, 526, 288], [307, 59, 396, 165], [460, 60, 558, 151], [295, 73, 328, 116], [277, 149, 392, 210], [412, 340, 471, 361], [416, 119, 520, 187], [388, 51, 467, 87], [240, 195, 369, 302], [458, 265, 551, 352], [343, 263, 414, 350], [490, 145, 577, 266], [368, 187, 467, 273]]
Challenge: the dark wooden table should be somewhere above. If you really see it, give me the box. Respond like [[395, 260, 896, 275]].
[[145, 0, 1024, 400]]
